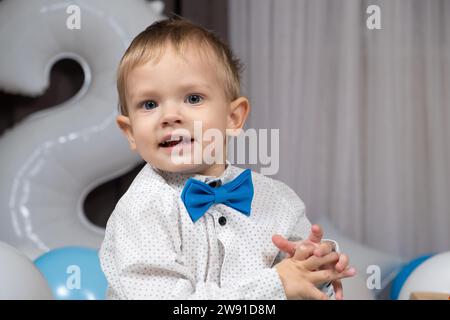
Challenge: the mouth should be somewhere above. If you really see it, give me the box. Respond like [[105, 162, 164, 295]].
[[158, 136, 194, 148]]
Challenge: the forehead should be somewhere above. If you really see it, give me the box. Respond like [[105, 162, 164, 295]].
[[126, 43, 225, 100]]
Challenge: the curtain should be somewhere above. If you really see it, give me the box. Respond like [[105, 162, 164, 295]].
[[229, 0, 450, 258]]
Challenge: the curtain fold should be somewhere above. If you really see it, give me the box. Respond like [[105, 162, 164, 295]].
[[229, 0, 450, 258]]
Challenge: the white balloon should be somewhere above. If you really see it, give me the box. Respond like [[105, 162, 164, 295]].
[[398, 252, 450, 300], [0, 241, 53, 299], [0, 0, 164, 259]]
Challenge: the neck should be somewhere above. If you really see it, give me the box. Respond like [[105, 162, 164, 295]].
[[197, 162, 227, 177]]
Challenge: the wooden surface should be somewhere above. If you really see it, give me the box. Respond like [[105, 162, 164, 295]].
[[410, 292, 450, 300]]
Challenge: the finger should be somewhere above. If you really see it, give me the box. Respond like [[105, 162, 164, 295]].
[[272, 234, 296, 257], [343, 266, 357, 277], [303, 252, 339, 271], [303, 285, 329, 300], [308, 224, 323, 243], [293, 243, 316, 260], [309, 267, 355, 286], [332, 280, 343, 300], [335, 254, 349, 273], [313, 241, 333, 257], [318, 263, 334, 271]]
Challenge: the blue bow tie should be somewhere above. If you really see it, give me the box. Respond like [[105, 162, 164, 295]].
[[181, 169, 254, 223]]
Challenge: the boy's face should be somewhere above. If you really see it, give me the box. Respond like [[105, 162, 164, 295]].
[[117, 44, 249, 176]]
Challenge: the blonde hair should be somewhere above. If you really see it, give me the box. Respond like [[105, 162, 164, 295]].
[[117, 16, 243, 116]]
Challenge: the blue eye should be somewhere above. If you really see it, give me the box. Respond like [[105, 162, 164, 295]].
[[185, 94, 203, 105], [142, 100, 158, 110]]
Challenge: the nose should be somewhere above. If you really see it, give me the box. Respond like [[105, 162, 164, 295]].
[[160, 102, 183, 127]]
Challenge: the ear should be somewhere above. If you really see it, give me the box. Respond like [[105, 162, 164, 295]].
[[227, 96, 250, 136], [116, 115, 137, 151]]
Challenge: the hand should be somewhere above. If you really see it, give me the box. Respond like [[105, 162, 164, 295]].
[[273, 224, 329, 257], [272, 224, 356, 299], [273, 243, 353, 300]]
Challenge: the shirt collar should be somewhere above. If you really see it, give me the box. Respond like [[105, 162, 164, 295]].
[[150, 160, 240, 193]]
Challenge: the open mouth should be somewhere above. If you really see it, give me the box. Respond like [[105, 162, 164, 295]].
[[159, 136, 194, 148]]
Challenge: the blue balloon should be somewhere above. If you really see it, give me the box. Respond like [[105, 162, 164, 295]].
[[390, 253, 434, 300], [34, 247, 107, 300]]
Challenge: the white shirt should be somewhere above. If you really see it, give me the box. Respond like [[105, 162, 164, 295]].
[[99, 162, 313, 300]]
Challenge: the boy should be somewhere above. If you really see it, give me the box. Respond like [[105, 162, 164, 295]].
[[99, 17, 355, 300]]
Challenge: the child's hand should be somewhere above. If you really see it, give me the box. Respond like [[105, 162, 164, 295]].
[[273, 244, 353, 299], [272, 224, 356, 299], [273, 225, 333, 258]]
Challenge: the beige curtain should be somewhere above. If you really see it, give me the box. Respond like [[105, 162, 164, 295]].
[[229, 0, 450, 259]]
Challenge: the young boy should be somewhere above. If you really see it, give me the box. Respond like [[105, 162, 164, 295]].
[[99, 17, 355, 300]]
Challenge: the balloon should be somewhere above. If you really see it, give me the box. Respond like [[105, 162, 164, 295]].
[[35, 246, 107, 300], [0, 241, 53, 299], [0, 0, 164, 260], [390, 253, 434, 300], [397, 251, 450, 300]]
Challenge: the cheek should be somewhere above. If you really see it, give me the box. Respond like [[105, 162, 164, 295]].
[[201, 121, 228, 144], [131, 118, 157, 145], [199, 108, 228, 128]]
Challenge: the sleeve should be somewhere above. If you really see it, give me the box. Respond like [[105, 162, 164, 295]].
[[267, 181, 341, 299], [270, 179, 312, 266], [100, 195, 287, 300], [271, 179, 342, 249], [321, 239, 340, 253]]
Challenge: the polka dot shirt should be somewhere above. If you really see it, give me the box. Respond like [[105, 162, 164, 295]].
[[99, 162, 312, 300]]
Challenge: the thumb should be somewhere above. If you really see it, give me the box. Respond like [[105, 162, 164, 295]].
[[308, 224, 324, 243], [272, 234, 296, 257]]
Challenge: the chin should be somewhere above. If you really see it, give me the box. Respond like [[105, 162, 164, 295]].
[[156, 161, 205, 174]]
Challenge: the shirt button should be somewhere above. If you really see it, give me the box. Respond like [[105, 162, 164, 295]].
[[218, 216, 227, 226], [208, 180, 222, 188]]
